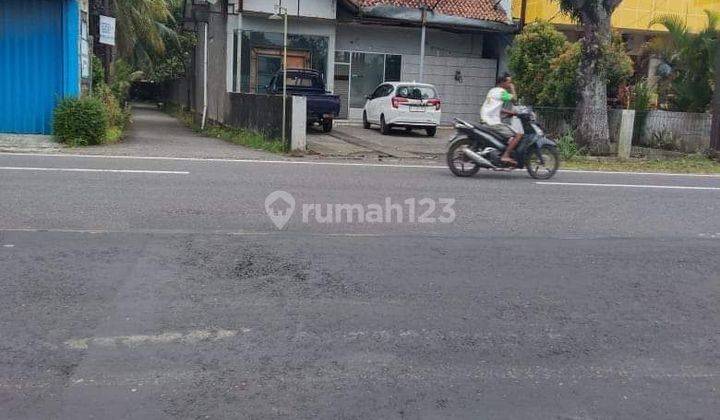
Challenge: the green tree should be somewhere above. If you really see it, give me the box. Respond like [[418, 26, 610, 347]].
[[649, 11, 719, 112], [556, 0, 624, 153], [508, 21, 568, 105], [112, 0, 177, 69]]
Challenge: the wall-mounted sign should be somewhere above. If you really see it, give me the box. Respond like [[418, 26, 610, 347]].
[[99, 15, 116, 46]]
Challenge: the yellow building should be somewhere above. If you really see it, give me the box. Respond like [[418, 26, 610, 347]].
[[514, 0, 720, 33], [512, 0, 720, 80]]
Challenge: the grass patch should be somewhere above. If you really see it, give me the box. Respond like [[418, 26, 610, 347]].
[[163, 102, 285, 153], [563, 154, 720, 174], [104, 126, 124, 144]]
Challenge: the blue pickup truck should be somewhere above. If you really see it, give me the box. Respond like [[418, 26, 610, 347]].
[[266, 69, 341, 133]]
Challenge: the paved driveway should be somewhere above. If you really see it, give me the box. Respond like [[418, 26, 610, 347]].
[[308, 123, 453, 159]]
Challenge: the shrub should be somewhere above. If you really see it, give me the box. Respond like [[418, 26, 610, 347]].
[[94, 83, 128, 128], [508, 22, 568, 105], [648, 129, 679, 151], [53, 97, 108, 146], [539, 34, 633, 108], [110, 59, 144, 104], [92, 55, 105, 86], [556, 130, 583, 160]]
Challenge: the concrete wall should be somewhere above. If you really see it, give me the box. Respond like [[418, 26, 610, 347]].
[[193, 5, 230, 125], [336, 23, 497, 123], [225, 93, 291, 143], [242, 0, 337, 20]]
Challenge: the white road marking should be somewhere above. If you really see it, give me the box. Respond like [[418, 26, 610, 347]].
[[3, 152, 720, 177], [536, 181, 720, 191], [0, 166, 188, 175], [64, 328, 247, 350], [2, 244, 14, 248], [0, 227, 394, 237]]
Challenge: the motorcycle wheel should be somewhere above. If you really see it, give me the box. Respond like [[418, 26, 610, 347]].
[[447, 138, 481, 177], [525, 145, 560, 180]]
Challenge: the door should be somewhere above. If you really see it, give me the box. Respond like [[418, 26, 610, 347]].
[[367, 84, 389, 122], [250, 48, 310, 93], [350, 52, 385, 110], [333, 63, 350, 119], [0, 0, 64, 134]]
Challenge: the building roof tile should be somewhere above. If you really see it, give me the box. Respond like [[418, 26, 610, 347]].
[[350, 0, 509, 23]]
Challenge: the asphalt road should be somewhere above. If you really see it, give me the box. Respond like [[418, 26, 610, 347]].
[[1, 152, 720, 419]]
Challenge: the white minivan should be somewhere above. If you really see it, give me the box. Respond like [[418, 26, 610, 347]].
[[362, 82, 441, 137]]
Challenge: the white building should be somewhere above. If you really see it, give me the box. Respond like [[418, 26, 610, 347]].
[[173, 0, 516, 124]]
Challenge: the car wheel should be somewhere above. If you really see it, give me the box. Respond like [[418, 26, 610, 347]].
[[322, 119, 333, 133], [426, 126, 437, 137], [380, 115, 390, 135], [362, 112, 371, 129]]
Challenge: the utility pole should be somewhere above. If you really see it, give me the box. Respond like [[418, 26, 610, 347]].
[[711, 44, 720, 151], [417, 1, 443, 83], [419, 6, 427, 82]]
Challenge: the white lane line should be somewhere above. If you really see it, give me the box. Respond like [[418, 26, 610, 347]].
[[537, 181, 720, 191], [0, 166, 189, 175], [2, 152, 720, 178], [65, 328, 246, 350]]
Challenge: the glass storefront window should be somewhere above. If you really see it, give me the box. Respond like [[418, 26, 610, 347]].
[[236, 30, 329, 94]]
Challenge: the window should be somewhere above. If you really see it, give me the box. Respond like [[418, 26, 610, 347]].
[[384, 55, 402, 82], [396, 85, 437, 100], [371, 85, 387, 99], [236, 30, 329, 93]]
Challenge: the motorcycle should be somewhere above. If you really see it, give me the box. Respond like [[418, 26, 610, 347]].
[[446, 106, 560, 179]]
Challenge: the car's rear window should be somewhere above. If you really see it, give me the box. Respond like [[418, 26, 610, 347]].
[[285, 72, 323, 88], [396, 85, 437, 100]]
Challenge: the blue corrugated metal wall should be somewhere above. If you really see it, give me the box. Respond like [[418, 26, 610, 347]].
[[0, 0, 72, 134]]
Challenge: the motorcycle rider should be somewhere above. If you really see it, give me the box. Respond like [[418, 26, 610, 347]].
[[480, 74, 522, 166]]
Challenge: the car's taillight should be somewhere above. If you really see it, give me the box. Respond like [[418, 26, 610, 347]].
[[391, 96, 409, 109], [427, 99, 441, 110]]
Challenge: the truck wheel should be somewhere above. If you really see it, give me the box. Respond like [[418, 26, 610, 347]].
[[426, 126, 437, 137], [322, 119, 333, 133]]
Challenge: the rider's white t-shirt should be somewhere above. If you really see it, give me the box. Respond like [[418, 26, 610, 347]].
[[480, 87, 512, 125]]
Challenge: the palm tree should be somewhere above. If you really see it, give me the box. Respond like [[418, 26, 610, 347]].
[[649, 11, 719, 112], [555, 0, 624, 154], [112, 0, 177, 70]]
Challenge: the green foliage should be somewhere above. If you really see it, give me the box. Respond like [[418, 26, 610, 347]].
[[147, 30, 196, 82], [630, 79, 656, 142], [650, 11, 719, 111], [508, 22, 568, 105], [53, 97, 109, 146], [94, 83, 129, 128], [538, 43, 581, 108], [110, 59, 144, 104], [92, 55, 105, 86], [114, 0, 176, 69], [532, 33, 633, 108], [556, 130, 584, 160], [603, 34, 635, 93], [648, 129, 680, 151], [630, 79, 655, 111], [509, 22, 632, 107]]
